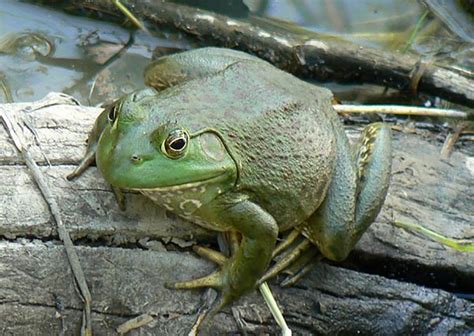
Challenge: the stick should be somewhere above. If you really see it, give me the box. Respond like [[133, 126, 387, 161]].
[[116, 314, 154, 334], [111, 0, 151, 35], [334, 104, 467, 118]]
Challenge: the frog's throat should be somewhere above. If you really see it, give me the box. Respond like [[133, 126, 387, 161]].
[[130, 172, 228, 192]]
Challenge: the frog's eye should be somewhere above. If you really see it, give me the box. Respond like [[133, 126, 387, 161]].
[[108, 104, 119, 124], [163, 129, 189, 158]]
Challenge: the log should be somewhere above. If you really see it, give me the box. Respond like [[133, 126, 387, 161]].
[[0, 93, 473, 334], [53, 0, 474, 108], [1, 241, 472, 335]]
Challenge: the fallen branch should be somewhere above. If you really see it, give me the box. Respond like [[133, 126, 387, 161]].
[[61, 0, 474, 108]]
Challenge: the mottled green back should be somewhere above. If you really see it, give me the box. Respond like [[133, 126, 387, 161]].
[[138, 61, 339, 229]]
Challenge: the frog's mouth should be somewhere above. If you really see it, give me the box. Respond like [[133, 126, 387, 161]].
[[130, 172, 228, 192]]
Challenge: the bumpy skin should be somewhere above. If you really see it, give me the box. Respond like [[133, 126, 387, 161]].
[[71, 47, 392, 324]]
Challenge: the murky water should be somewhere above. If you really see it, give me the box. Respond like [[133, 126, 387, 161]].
[[0, 0, 472, 105], [0, 0, 172, 104]]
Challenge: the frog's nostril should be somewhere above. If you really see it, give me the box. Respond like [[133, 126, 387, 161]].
[[131, 154, 142, 164], [130, 92, 138, 102], [130, 88, 157, 102]]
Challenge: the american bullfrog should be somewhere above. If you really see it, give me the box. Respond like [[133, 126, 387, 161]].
[[69, 47, 391, 324]]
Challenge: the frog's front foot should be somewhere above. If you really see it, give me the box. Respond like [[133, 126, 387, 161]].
[[165, 254, 244, 332], [166, 231, 260, 332]]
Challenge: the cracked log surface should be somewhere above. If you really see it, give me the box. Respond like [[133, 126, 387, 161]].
[[1, 93, 473, 334]]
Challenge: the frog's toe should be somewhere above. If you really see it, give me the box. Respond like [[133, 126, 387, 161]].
[[260, 239, 312, 283], [166, 268, 240, 332], [165, 271, 222, 290], [188, 289, 234, 334], [272, 229, 301, 258], [66, 150, 96, 180], [280, 252, 321, 287], [193, 245, 227, 266]]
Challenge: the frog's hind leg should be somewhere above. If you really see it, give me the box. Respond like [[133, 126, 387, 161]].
[[352, 123, 392, 239], [260, 239, 312, 283], [261, 123, 390, 284], [144, 47, 263, 91], [306, 122, 392, 262]]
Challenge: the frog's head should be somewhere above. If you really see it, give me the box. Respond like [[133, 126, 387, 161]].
[[96, 88, 237, 205]]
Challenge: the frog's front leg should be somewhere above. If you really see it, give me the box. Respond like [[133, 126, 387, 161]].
[[167, 194, 278, 327], [66, 106, 110, 180], [67, 103, 128, 208]]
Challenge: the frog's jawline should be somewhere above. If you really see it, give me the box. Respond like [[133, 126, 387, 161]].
[[131, 173, 229, 193]]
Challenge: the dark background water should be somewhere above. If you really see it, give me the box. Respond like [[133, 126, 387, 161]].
[[1, 0, 472, 106]]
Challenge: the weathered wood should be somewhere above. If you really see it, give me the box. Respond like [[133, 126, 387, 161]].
[[0, 241, 472, 335], [1, 95, 473, 334], [55, 0, 474, 108]]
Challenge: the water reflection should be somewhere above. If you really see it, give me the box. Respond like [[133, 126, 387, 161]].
[[0, 0, 159, 104], [0, 0, 472, 105]]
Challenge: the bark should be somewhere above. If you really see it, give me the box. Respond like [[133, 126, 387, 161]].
[[58, 0, 474, 108], [0, 94, 473, 334]]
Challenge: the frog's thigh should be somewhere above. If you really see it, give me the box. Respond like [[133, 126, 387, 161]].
[[305, 123, 391, 262], [144, 47, 262, 90], [304, 136, 358, 262]]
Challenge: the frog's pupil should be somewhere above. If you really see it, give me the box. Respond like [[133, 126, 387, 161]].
[[170, 138, 186, 150]]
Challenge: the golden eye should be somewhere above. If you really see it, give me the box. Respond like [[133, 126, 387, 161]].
[[164, 129, 189, 158]]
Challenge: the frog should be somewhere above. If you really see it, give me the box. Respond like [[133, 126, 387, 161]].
[[68, 47, 391, 326]]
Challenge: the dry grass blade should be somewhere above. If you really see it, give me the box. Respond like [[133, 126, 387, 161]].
[[112, 0, 151, 35], [259, 282, 292, 336], [393, 221, 474, 252]]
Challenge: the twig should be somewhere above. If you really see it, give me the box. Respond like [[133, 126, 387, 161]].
[[403, 10, 429, 52], [116, 313, 154, 334], [87, 33, 135, 103], [334, 104, 467, 118], [0, 107, 93, 336], [440, 122, 469, 158], [111, 0, 151, 34]]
